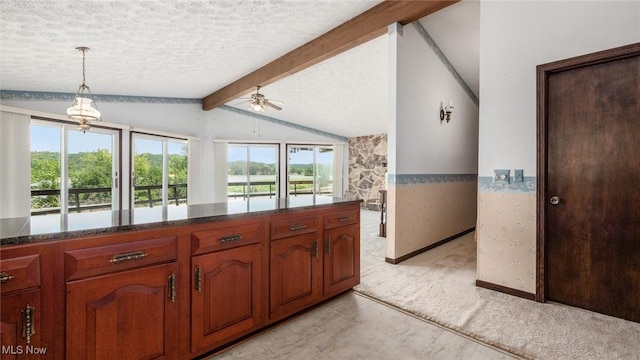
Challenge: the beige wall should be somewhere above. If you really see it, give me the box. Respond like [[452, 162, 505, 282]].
[[386, 176, 477, 260], [477, 179, 536, 293]]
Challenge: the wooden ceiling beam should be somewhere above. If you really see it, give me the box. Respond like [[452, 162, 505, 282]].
[[202, 0, 458, 110]]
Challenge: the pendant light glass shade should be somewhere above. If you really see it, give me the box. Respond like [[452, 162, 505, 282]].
[[67, 47, 100, 131]]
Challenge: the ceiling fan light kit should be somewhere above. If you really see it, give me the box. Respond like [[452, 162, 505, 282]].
[[241, 86, 283, 112]]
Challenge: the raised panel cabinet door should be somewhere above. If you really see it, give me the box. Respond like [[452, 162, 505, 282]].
[[0, 289, 42, 359], [269, 232, 322, 319], [66, 263, 179, 360], [191, 244, 263, 353], [323, 224, 360, 296]]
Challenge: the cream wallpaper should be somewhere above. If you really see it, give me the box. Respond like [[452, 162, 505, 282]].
[[476, 177, 537, 294], [386, 174, 477, 260]]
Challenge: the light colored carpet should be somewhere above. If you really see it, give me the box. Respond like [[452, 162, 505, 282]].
[[354, 209, 640, 360]]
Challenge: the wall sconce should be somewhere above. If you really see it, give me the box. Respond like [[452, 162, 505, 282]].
[[440, 101, 454, 123]]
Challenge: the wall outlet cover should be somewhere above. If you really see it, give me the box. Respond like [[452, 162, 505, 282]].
[[494, 169, 510, 183], [514, 169, 524, 183]]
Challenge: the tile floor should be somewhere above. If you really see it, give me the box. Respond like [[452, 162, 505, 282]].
[[206, 292, 519, 360]]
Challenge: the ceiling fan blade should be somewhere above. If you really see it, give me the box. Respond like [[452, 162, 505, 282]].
[[266, 101, 282, 110], [268, 99, 284, 105]]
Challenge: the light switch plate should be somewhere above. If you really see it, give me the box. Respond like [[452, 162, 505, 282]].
[[494, 169, 510, 184], [514, 169, 524, 183]]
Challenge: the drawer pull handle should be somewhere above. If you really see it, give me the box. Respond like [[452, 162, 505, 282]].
[[22, 304, 35, 344], [168, 273, 176, 303], [109, 251, 148, 263], [0, 272, 15, 283], [338, 216, 350, 222], [325, 237, 331, 254], [312, 240, 319, 259], [194, 266, 202, 292], [219, 235, 243, 244], [290, 224, 308, 231]]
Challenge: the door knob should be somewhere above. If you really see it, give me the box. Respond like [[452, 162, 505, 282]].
[[549, 196, 560, 205]]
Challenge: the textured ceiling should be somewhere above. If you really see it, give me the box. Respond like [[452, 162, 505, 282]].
[[0, 0, 478, 138]]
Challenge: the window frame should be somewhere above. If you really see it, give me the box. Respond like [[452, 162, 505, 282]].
[[130, 131, 188, 209], [30, 118, 121, 215]]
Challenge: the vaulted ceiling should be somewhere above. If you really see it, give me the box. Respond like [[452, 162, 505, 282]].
[[0, 0, 479, 138]]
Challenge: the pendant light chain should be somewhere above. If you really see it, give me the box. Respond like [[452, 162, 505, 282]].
[[81, 48, 86, 87]]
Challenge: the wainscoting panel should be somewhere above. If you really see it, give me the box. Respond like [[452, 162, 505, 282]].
[[386, 174, 477, 261], [477, 177, 536, 293]]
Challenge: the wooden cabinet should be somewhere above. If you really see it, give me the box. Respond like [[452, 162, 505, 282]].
[[323, 209, 360, 296], [0, 254, 43, 359], [1, 201, 360, 359], [64, 236, 180, 360], [269, 232, 323, 319], [190, 221, 265, 353], [66, 262, 179, 360], [323, 223, 360, 296], [269, 205, 360, 320]]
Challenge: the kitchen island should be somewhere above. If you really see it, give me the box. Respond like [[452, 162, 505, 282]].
[[1, 197, 361, 359]]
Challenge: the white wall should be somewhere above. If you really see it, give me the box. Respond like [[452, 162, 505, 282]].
[[395, 24, 478, 175], [386, 22, 479, 261], [479, 0, 640, 177], [477, 1, 640, 293], [0, 99, 205, 138]]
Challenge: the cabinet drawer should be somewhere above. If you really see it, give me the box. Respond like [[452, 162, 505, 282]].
[[0, 254, 40, 294], [324, 209, 359, 229], [192, 222, 262, 255], [64, 236, 177, 281], [270, 216, 318, 240]]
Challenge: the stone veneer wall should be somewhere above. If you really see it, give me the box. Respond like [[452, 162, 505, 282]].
[[348, 134, 387, 209]]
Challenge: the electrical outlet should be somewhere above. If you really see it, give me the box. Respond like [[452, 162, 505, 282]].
[[514, 169, 524, 183], [494, 169, 510, 184]]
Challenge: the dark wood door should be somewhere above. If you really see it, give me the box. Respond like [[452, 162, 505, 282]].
[[540, 44, 640, 322], [66, 263, 179, 359], [269, 232, 322, 320], [191, 244, 263, 353], [323, 224, 360, 296]]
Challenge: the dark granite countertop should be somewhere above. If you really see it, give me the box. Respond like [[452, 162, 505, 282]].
[[1, 197, 361, 246]]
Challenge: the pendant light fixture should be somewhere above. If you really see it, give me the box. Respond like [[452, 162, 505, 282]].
[[67, 46, 101, 132]]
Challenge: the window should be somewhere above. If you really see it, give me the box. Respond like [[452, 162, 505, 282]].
[[30, 120, 120, 215], [131, 133, 188, 208], [287, 145, 334, 199], [227, 144, 279, 202]]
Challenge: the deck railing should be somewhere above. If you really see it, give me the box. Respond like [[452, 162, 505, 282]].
[[228, 180, 332, 199], [30, 184, 188, 215], [31, 180, 333, 215]]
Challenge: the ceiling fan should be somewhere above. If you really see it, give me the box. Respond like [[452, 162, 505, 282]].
[[236, 86, 283, 112]]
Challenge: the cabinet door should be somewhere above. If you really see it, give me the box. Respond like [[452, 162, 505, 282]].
[[324, 224, 360, 296], [269, 233, 322, 319], [0, 290, 41, 359], [191, 244, 262, 353], [66, 263, 179, 360]]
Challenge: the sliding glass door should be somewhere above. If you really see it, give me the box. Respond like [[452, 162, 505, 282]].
[[228, 144, 279, 202], [30, 120, 119, 215], [131, 133, 187, 208], [287, 145, 333, 200]]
